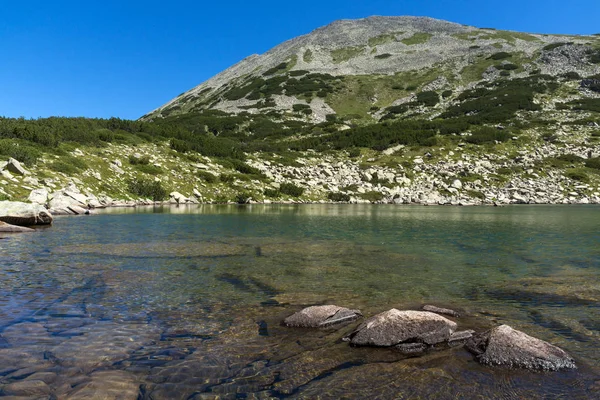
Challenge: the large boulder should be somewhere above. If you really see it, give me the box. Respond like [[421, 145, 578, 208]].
[[48, 185, 90, 215], [0, 221, 35, 232], [346, 309, 457, 347], [5, 157, 29, 176], [0, 201, 53, 226], [283, 305, 362, 328], [466, 325, 576, 371], [28, 188, 49, 205]]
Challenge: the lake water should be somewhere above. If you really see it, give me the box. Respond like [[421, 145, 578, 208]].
[[0, 204, 599, 399]]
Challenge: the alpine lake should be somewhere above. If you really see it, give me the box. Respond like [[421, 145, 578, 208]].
[[0, 204, 599, 399]]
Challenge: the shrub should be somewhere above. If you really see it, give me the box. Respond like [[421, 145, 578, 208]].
[[219, 174, 235, 183], [561, 71, 581, 80], [198, 170, 218, 183], [263, 188, 280, 198], [496, 63, 518, 70], [374, 53, 392, 59], [0, 139, 41, 166], [557, 154, 585, 163], [465, 127, 511, 144], [543, 42, 573, 51], [348, 148, 361, 158], [416, 91, 439, 107], [235, 192, 252, 204], [134, 163, 163, 175], [489, 52, 512, 60], [127, 178, 168, 201], [279, 183, 304, 197], [441, 90, 453, 98], [327, 192, 351, 202], [48, 156, 88, 175], [565, 169, 589, 182], [129, 154, 150, 165], [359, 191, 384, 202], [585, 157, 600, 169]]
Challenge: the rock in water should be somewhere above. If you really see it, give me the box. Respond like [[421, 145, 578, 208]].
[[0, 201, 53, 226], [466, 324, 576, 371], [0, 221, 35, 232], [347, 309, 457, 346], [422, 304, 460, 317], [283, 305, 362, 328]]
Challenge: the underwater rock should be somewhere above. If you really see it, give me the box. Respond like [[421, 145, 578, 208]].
[[448, 330, 475, 345], [0, 220, 35, 232], [466, 324, 576, 371], [422, 304, 460, 317], [346, 309, 457, 347], [283, 305, 362, 328]]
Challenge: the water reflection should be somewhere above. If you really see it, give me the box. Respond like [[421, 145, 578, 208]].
[[0, 205, 598, 398]]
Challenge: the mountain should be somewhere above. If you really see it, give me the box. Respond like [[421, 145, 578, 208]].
[[144, 16, 600, 123], [1, 16, 600, 207]]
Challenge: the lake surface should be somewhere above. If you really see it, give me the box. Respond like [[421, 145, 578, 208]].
[[0, 204, 599, 399]]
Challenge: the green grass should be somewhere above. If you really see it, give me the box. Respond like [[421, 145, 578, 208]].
[[368, 33, 401, 47], [303, 49, 313, 63], [401, 33, 433, 46], [331, 46, 365, 63]]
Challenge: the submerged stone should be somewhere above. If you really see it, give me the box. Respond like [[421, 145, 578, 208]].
[[0, 221, 35, 232], [422, 304, 460, 317], [283, 305, 362, 328], [347, 309, 457, 347], [466, 324, 576, 371]]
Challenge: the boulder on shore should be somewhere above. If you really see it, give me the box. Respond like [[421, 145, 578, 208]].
[[346, 309, 457, 347], [466, 324, 576, 371], [0, 201, 53, 226], [0, 221, 35, 232], [283, 305, 362, 328]]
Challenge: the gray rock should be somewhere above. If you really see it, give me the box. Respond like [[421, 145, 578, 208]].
[[2, 379, 51, 396], [466, 324, 576, 371], [0, 220, 35, 232], [347, 309, 457, 347], [0, 201, 53, 226], [284, 305, 362, 328], [448, 330, 475, 345], [422, 304, 460, 317], [5, 157, 29, 175], [28, 188, 49, 205]]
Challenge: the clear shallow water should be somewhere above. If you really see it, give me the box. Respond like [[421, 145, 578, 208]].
[[0, 204, 599, 398]]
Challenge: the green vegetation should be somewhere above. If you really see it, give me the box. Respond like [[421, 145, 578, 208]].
[[465, 127, 511, 144], [331, 46, 365, 63], [543, 42, 573, 51], [489, 52, 512, 60], [565, 169, 589, 183], [327, 192, 351, 202], [441, 75, 559, 124], [374, 53, 393, 59], [401, 33, 433, 46], [368, 33, 400, 47], [416, 91, 439, 107], [279, 183, 304, 197], [49, 156, 88, 175], [303, 49, 313, 63], [127, 177, 168, 201], [585, 157, 600, 169]]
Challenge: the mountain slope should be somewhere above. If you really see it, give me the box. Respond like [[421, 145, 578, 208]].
[[1, 17, 600, 207], [144, 16, 600, 122]]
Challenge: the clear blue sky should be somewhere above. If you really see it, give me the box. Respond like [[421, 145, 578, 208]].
[[1, 0, 598, 120]]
